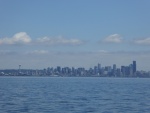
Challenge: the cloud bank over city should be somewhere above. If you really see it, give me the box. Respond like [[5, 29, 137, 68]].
[[0, 32, 149, 47], [0, 32, 84, 46], [0, 32, 150, 71]]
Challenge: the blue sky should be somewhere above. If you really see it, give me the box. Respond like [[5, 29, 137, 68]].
[[0, 0, 150, 70]]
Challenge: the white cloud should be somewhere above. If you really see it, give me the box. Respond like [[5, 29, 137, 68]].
[[103, 34, 122, 43], [26, 50, 49, 55], [0, 32, 31, 45], [134, 37, 150, 45], [37, 36, 83, 46], [0, 32, 83, 46], [98, 50, 109, 53]]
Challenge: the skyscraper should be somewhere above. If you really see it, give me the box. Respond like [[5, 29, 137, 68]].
[[98, 63, 101, 70], [113, 64, 116, 71], [133, 61, 136, 74]]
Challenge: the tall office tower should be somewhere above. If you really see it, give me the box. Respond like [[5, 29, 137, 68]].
[[113, 64, 116, 71], [98, 63, 101, 70], [121, 66, 125, 75], [129, 64, 133, 75], [133, 61, 136, 74]]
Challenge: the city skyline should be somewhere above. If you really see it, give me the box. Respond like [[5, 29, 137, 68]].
[[1, 60, 150, 77], [0, 1, 150, 71]]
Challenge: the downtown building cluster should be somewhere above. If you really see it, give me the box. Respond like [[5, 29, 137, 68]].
[[0, 61, 150, 77]]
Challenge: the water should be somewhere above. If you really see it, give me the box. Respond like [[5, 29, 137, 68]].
[[0, 77, 150, 113]]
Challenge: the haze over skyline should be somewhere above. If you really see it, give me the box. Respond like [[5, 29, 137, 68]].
[[0, 0, 150, 71]]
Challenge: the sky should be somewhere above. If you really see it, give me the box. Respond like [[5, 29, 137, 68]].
[[0, 0, 150, 71]]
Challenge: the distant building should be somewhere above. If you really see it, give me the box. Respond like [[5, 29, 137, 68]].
[[113, 64, 116, 71], [133, 61, 136, 74], [129, 64, 133, 76], [98, 63, 101, 70]]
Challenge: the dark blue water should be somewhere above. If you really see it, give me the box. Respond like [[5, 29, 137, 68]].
[[0, 77, 150, 113]]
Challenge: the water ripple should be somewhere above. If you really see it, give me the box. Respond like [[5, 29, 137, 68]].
[[0, 77, 150, 113]]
